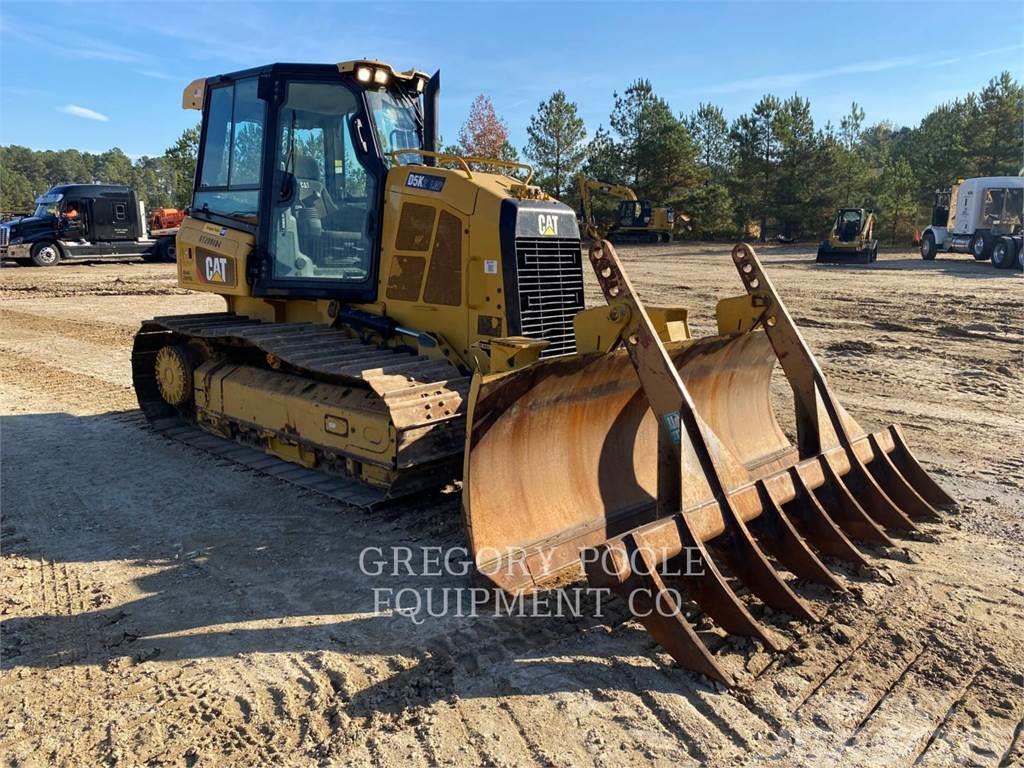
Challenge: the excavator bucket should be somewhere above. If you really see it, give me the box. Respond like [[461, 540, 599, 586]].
[[463, 241, 954, 685]]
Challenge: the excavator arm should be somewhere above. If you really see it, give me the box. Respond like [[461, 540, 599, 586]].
[[577, 175, 640, 236]]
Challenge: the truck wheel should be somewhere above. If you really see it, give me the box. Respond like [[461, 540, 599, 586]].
[[920, 232, 937, 260], [157, 238, 176, 263], [970, 232, 991, 260], [991, 237, 1017, 269], [29, 241, 61, 267]]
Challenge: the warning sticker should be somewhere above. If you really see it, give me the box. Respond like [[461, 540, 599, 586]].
[[484, 259, 498, 274], [202, 223, 228, 237]]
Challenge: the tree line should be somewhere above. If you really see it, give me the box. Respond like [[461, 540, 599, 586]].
[[0, 126, 198, 214], [467, 71, 1022, 242], [2, 71, 1019, 242]]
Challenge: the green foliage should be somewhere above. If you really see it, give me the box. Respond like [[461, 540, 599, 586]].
[[524, 91, 587, 198], [607, 79, 699, 203], [684, 103, 731, 182], [878, 158, 917, 244], [164, 124, 200, 208], [681, 180, 735, 240]]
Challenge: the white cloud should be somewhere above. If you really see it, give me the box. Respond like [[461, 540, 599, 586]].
[[692, 42, 1024, 96], [141, 70, 176, 81], [696, 57, 918, 95], [3, 17, 146, 64], [60, 104, 110, 122]]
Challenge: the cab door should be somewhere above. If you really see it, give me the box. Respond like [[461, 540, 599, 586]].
[[59, 199, 87, 240]]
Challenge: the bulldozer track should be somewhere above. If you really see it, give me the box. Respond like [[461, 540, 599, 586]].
[[147, 415, 390, 508], [132, 313, 472, 509]]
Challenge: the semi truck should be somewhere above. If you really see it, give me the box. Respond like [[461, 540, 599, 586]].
[[0, 183, 179, 266], [919, 176, 1023, 270]]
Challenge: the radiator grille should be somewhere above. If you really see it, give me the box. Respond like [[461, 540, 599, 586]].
[[514, 237, 585, 357]]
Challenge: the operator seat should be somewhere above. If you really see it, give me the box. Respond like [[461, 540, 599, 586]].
[[293, 155, 365, 268]]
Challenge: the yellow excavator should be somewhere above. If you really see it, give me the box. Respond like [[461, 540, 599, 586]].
[[134, 60, 954, 685], [577, 175, 675, 243]]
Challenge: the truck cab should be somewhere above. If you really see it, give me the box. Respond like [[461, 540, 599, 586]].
[[0, 183, 178, 266], [920, 176, 1024, 266]]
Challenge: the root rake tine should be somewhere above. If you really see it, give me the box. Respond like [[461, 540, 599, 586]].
[[752, 481, 846, 592], [886, 425, 957, 510], [814, 459, 895, 547], [672, 517, 782, 651], [712, 501, 819, 623], [787, 469, 870, 568], [866, 433, 940, 520], [838, 453, 918, 532], [621, 535, 734, 686]]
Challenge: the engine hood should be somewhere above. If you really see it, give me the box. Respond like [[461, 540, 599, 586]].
[[3, 216, 55, 238]]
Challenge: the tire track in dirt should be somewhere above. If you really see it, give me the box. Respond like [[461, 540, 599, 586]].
[[0, 307, 136, 347], [4, 246, 1024, 766], [2, 348, 136, 413]]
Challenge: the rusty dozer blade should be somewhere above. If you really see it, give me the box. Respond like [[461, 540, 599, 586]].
[[462, 241, 954, 685]]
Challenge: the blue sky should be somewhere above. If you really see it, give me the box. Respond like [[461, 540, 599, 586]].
[[1, 1, 1021, 159]]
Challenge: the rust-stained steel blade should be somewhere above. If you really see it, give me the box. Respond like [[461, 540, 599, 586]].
[[461, 239, 955, 685]]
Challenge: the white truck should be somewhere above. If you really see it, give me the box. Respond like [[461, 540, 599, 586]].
[[919, 176, 1023, 270]]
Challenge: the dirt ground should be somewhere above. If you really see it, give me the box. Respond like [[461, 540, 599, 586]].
[[1, 245, 1022, 768]]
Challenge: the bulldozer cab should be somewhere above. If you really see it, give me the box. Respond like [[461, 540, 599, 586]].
[[188, 62, 430, 303]]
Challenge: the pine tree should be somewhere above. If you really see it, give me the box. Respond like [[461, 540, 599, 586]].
[[972, 72, 1024, 176], [685, 103, 731, 182], [165, 125, 201, 208], [524, 91, 587, 198], [879, 158, 917, 244], [607, 79, 698, 204]]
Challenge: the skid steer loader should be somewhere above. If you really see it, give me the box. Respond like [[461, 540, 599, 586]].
[[134, 60, 954, 685], [816, 207, 878, 264]]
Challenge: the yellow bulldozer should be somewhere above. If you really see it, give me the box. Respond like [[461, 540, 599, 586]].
[[577, 175, 676, 243], [134, 60, 954, 685]]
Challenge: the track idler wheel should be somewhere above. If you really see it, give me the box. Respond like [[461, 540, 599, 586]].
[[154, 344, 196, 406]]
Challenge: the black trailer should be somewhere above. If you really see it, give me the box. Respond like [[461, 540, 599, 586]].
[[0, 184, 177, 266]]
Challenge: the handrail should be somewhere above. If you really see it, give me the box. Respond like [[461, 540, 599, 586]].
[[389, 149, 473, 179], [458, 156, 534, 187], [388, 149, 535, 186]]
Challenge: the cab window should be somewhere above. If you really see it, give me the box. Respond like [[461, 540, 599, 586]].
[[194, 77, 266, 222], [269, 81, 378, 283]]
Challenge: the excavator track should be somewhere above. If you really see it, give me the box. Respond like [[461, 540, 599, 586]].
[[132, 312, 470, 508]]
